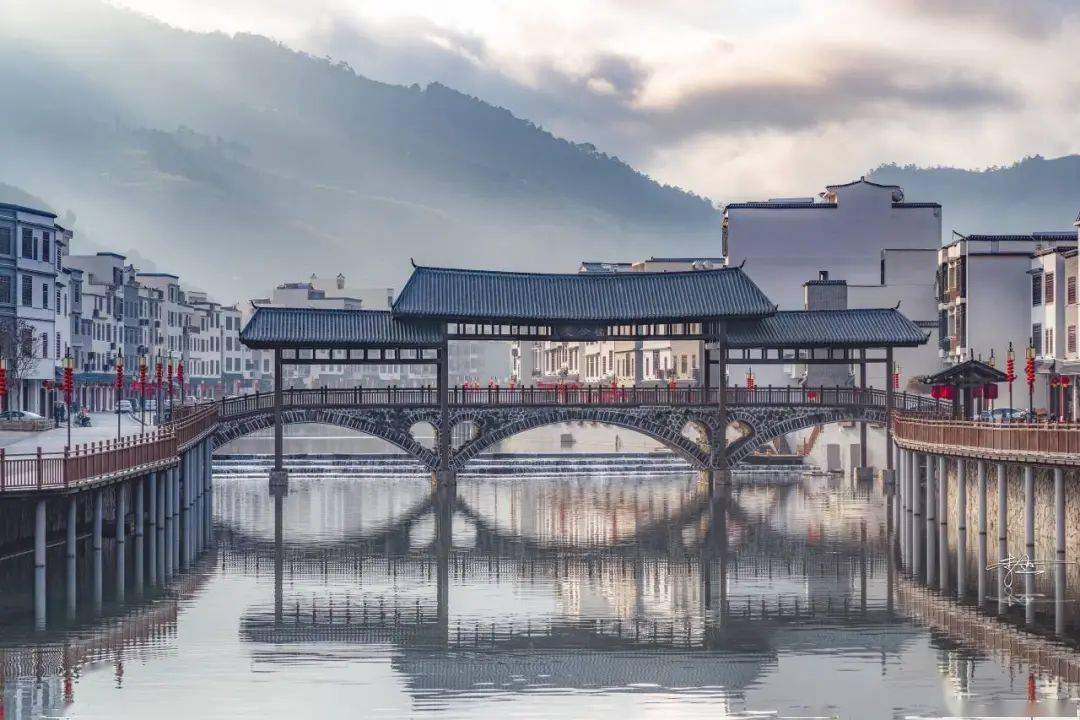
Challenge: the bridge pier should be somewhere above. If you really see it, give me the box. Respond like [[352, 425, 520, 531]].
[[925, 453, 936, 588], [92, 488, 103, 613], [1024, 465, 1035, 626], [956, 458, 966, 600], [148, 472, 158, 587], [937, 455, 948, 594], [996, 462, 1007, 616], [134, 477, 144, 596], [433, 470, 457, 488], [1054, 467, 1066, 636]]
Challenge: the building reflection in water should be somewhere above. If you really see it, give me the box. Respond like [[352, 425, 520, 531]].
[[3, 467, 1078, 718]]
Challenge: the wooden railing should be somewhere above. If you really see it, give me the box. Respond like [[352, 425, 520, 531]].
[[0, 404, 218, 494], [893, 413, 1080, 462], [217, 385, 946, 418]]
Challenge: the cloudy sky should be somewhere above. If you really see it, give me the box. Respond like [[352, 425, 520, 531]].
[[110, 0, 1080, 200]]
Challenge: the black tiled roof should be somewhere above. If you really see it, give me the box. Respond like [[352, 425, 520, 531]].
[[392, 265, 776, 323], [240, 307, 443, 349], [892, 202, 941, 209], [726, 309, 928, 348], [961, 231, 1076, 242], [825, 178, 900, 191], [916, 359, 1006, 386], [725, 201, 834, 210]]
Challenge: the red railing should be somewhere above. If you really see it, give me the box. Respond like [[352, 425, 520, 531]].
[[0, 404, 219, 494], [218, 385, 946, 417], [893, 413, 1080, 460]]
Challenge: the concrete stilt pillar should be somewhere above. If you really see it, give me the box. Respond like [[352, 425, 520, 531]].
[[148, 472, 157, 587], [996, 463, 1007, 616], [134, 477, 144, 594], [92, 489, 103, 613], [1054, 467, 1066, 636], [1024, 465, 1035, 626], [67, 496, 77, 620], [157, 470, 166, 581], [165, 468, 174, 578], [956, 458, 967, 600], [205, 441, 213, 546], [926, 453, 936, 588], [937, 455, 948, 593], [912, 452, 922, 580], [34, 498, 47, 630], [977, 460, 987, 608], [905, 449, 914, 575], [115, 483, 126, 603], [172, 466, 180, 572]]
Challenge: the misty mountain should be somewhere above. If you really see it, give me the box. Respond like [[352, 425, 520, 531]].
[[0, 0, 719, 302], [869, 155, 1080, 236]]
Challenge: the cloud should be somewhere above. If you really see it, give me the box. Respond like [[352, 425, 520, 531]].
[[892, 0, 1080, 38], [640, 52, 1017, 143]]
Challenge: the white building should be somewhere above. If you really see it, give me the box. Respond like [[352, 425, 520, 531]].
[[1030, 243, 1079, 419], [724, 178, 942, 310], [938, 232, 1076, 375], [6, 203, 63, 414]]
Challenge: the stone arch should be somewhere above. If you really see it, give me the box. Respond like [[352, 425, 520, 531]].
[[726, 406, 887, 465], [211, 407, 440, 470], [447, 406, 714, 470]]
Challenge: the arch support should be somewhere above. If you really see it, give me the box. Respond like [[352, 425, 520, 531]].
[[212, 407, 442, 470]]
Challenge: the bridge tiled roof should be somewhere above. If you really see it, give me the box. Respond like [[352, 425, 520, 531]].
[[240, 307, 443, 349], [392, 265, 775, 323], [726, 308, 928, 348]]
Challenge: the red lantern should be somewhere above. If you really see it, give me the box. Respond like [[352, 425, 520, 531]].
[[155, 358, 163, 388], [931, 385, 942, 399], [1061, 375, 1072, 388], [0, 362, 8, 399], [63, 362, 74, 404], [984, 383, 999, 400], [746, 370, 756, 391], [972, 385, 983, 399], [115, 354, 124, 391], [1025, 352, 1036, 390], [139, 362, 148, 397], [177, 361, 185, 388], [807, 390, 818, 401], [940, 386, 954, 400]]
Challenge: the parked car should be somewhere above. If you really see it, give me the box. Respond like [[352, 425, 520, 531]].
[[0, 410, 44, 421], [118, 399, 134, 413], [975, 407, 1029, 422]]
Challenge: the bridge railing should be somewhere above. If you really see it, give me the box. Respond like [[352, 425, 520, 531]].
[[217, 385, 947, 416], [0, 403, 219, 494], [893, 413, 1080, 459]]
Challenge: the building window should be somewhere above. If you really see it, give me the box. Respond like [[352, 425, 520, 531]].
[[1069, 325, 1077, 355], [1032, 274, 1043, 306], [21, 275, 32, 306], [1069, 276, 1077, 305], [1045, 272, 1055, 304], [42, 235, 50, 262], [1045, 327, 1054, 356], [21, 228, 33, 259], [41, 333, 48, 359], [0, 226, 11, 255], [42, 282, 48, 309], [1032, 323, 1042, 354], [0, 275, 11, 305], [55, 332, 60, 360]]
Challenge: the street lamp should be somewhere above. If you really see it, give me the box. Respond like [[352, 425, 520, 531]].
[[0, 357, 7, 414], [1006, 342, 1016, 419], [1025, 343, 1036, 419], [115, 348, 124, 440], [167, 351, 174, 419], [139, 353, 148, 432], [155, 349, 163, 426]]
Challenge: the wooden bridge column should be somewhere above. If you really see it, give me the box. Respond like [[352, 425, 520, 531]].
[[92, 488, 103, 613], [937, 455, 948, 594], [269, 349, 288, 497], [911, 452, 922, 581], [885, 347, 894, 472], [434, 340, 455, 486], [134, 476, 144, 594], [713, 325, 729, 477], [856, 349, 871, 480], [925, 453, 936, 588], [956, 458, 966, 599]]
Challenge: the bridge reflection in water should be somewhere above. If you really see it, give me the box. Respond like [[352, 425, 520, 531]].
[[5, 467, 1079, 719]]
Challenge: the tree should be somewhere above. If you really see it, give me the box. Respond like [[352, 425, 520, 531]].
[[0, 318, 42, 409]]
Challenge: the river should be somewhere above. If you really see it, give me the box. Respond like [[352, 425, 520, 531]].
[[0, 425, 1077, 718]]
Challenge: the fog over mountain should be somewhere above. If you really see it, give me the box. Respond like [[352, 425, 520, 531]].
[[0, 0, 717, 302], [1, 0, 1078, 307], [870, 155, 1080, 236]]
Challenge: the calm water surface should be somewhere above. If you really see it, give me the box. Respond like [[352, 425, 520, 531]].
[[1, 432, 1078, 718]]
